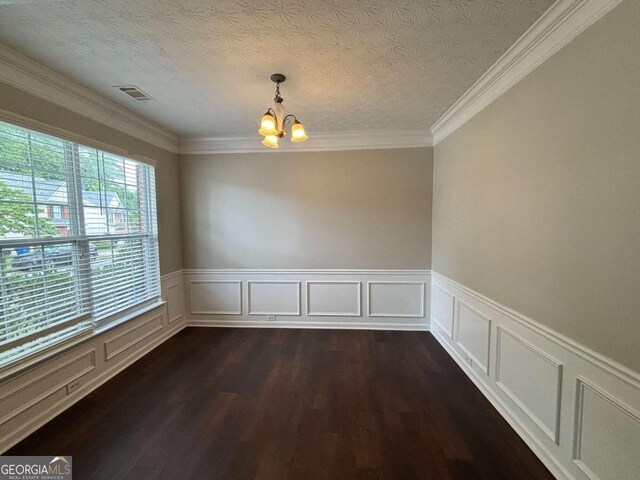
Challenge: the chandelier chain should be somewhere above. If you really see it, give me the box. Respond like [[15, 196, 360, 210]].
[[274, 82, 282, 103]]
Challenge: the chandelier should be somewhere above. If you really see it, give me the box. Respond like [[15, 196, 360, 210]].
[[258, 73, 308, 148]]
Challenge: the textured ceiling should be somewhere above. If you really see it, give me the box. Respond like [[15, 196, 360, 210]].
[[0, 0, 553, 137]]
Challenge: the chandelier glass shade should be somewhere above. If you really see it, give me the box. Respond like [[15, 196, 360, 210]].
[[258, 114, 277, 137], [258, 74, 308, 148], [291, 121, 308, 142], [261, 134, 279, 149]]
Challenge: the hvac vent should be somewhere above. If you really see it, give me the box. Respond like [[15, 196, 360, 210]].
[[115, 85, 154, 101]]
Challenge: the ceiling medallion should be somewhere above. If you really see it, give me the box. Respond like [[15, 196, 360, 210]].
[[258, 73, 308, 148]]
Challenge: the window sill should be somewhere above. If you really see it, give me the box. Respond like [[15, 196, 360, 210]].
[[94, 300, 167, 335], [0, 300, 167, 382]]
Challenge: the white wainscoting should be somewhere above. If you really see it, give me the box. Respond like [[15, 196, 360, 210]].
[[572, 378, 640, 480], [189, 280, 242, 315], [432, 283, 455, 338], [306, 281, 361, 317], [496, 327, 563, 444], [185, 269, 430, 330], [456, 300, 491, 376], [248, 281, 301, 316], [8, 266, 637, 480], [431, 271, 640, 480], [367, 281, 425, 318], [0, 271, 187, 453]]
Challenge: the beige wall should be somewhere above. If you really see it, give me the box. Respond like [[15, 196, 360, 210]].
[[180, 148, 433, 269], [0, 82, 183, 274], [432, 0, 640, 371]]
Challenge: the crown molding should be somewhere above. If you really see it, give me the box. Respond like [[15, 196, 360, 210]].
[[0, 43, 179, 153], [178, 130, 432, 155], [430, 0, 624, 145]]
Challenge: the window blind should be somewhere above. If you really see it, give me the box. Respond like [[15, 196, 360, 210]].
[[0, 120, 160, 368]]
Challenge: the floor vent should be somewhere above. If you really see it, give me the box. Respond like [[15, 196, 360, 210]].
[[115, 85, 154, 101]]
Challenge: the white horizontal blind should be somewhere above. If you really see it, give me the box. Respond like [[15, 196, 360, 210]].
[[0, 120, 159, 367], [77, 146, 160, 322]]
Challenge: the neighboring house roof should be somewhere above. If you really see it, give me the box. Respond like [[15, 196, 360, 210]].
[[1, 171, 64, 201], [82, 190, 118, 207], [0, 171, 121, 207]]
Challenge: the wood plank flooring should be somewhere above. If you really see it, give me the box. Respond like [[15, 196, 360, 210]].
[[8, 328, 555, 479]]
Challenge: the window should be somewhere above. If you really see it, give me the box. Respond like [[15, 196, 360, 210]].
[[0, 120, 160, 368]]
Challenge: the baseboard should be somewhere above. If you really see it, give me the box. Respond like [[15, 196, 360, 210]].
[[431, 271, 640, 480], [188, 319, 429, 331]]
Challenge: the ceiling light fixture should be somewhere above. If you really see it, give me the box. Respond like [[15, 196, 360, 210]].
[[258, 74, 308, 148]]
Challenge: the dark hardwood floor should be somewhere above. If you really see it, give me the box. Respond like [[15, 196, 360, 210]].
[[8, 328, 554, 479]]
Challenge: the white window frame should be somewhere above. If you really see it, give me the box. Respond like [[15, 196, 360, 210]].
[[0, 117, 161, 370]]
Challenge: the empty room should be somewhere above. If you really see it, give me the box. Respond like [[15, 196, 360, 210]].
[[0, 0, 638, 479]]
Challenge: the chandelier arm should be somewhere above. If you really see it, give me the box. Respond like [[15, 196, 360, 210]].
[[267, 107, 287, 135], [282, 114, 298, 130], [266, 107, 280, 130]]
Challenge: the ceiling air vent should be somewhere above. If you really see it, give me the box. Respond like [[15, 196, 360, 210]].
[[115, 85, 154, 101]]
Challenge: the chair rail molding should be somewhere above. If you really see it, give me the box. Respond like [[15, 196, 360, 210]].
[[430, 271, 640, 480], [430, 0, 624, 144], [0, 43, 178, 153]]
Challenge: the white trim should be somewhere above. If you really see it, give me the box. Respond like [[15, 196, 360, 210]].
[[495, 326, 563, 444], [366, 281, 426, 318], [178, 130, 432, 155], [188, 280, 243, 315], [431, 283, 455, 338], [305, 281, 362, 317], [164, 282, 184, 324], [431, 271, 640, 389], [188, 319, 428, 331], [431, 324, 573, 480], [572, 377, 640, 479], [247, 281, 301, 316], [160, 270, 184, 282], [0, 350, 96, 427], [103, 314, 164, 361], [455, 299, 492, 376], [183, 268, 430, 276], [431, 271, 640, 480], [183, 269, 430, 329], [0, 43, 178, 153], [93, 301, 165, 335], [430, 0, 624, 144]]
